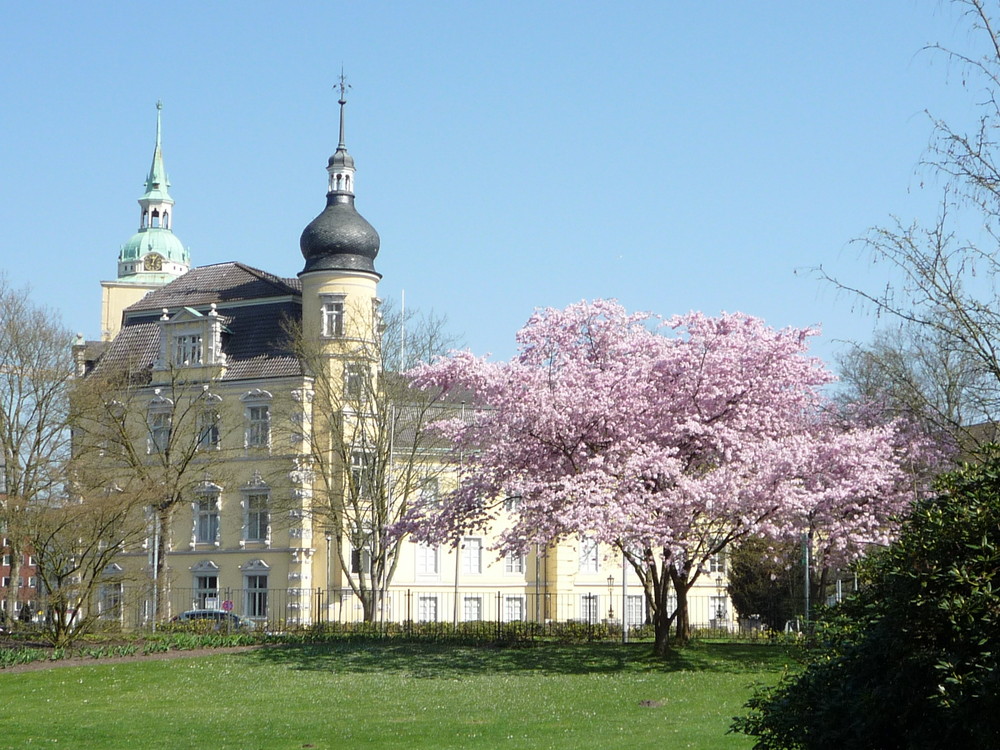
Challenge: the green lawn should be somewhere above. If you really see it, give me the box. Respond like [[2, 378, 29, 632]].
[[0, 641, 798, 749]]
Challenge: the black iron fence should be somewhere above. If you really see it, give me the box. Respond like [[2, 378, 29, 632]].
[[81, 585, 739, 634]]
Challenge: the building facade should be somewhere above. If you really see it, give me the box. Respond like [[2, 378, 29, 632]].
[[79, 99, 734, 632]]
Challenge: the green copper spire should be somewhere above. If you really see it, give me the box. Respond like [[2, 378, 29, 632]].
[[142, 100, 173, 203], [116, 101, 189, 282]]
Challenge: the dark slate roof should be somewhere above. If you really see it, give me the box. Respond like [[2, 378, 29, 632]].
[[92, 262, 303, 382], [125, 262, 301, 314], [300, 194, 381, 275]]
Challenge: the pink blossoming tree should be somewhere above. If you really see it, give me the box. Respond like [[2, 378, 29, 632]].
[[401, 300, 927, 653]]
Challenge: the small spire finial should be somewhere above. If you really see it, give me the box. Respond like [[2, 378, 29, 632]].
[[154, 100, 163, 149], [336, 67, 350, 105], [334, 68, 351, 149]]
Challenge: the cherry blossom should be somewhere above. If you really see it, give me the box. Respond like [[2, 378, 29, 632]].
[[400, 300, 930, 650]]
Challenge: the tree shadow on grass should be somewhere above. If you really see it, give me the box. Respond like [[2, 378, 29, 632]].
[[246, 640, 799, 679]]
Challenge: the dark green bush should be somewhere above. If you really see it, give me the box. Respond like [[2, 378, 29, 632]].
[[732, 450, 1000, 749]]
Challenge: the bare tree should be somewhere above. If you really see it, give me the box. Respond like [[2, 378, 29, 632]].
[[0, 277, 74, 621], [26, 486, 147, 646], [286, 304, 460, 622], [820, 0, 1000, 457], [71, 362, 238, 621], [835, 323, 993, 454]]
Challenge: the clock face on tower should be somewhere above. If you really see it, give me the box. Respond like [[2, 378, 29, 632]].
[[144, 253, 164, 272]]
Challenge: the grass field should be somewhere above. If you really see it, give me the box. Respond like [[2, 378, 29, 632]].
[[0, 641, 798, 749]]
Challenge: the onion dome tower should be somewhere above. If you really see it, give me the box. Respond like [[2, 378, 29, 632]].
[[298, 77, 382, 350], [299, 84, 381, 277], [100, 102, 191, 341]]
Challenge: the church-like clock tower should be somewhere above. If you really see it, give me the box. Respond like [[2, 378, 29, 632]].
[[100, 102, 191, 341]]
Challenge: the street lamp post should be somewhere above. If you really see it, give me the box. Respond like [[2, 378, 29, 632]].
[[715, 575, 725, 631], [607, 575, 615, 620]]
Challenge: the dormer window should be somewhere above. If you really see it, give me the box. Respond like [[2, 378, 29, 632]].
[[156, 305, 228, 370], [320, 294, 346, 338], [175, 333, 203, 366]]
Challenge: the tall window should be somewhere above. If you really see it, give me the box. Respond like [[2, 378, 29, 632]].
[[581, 594, 599, 624], [195, 573, 219, 609], [99, 582, 123, 621], [350, 451, 372, 498], [344, 363, 368, 401], [709, 553, 726, 574], [195, 496, 220, 544], [505, 552, 525, 575], [463, 596, 483, 622], [245, 574, 268, 619], [625, 595, 645, 627], [462, 537, 483, 575], [174, 333, 203, 365], [417, 595, 438, 623], [504, 595, 526, 622], [197, 409, 220, 450], [321, 295, 346, 337], [246, 405, 269, 448], [351, 546, 372, 575], [245, 493, 269, 543], [149, 412, 170, 453], [579, 538, 599, 574], [416, 543, 439, 576]]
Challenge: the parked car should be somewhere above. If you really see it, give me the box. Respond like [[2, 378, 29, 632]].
[[169, 609, 257, 630]]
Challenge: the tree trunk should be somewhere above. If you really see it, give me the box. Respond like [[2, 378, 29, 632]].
[[652, 601, 673, 656], [5, 549, 22, 624], [153, 508, 173, 621], [670, 569, 695, 644]]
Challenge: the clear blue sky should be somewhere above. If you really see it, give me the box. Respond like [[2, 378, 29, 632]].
[[0, 1, 986, 366]]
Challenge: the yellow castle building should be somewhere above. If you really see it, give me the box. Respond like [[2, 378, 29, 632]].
[[76, 94, 734, 633]]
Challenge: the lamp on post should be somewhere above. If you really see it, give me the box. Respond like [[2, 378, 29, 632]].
[[607, 575, 615, 620], [715, 575, 725, 628]]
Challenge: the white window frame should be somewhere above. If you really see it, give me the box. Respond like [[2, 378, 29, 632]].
[[504, 551, 526, 575], [344, 362, 369, 401], [240, 472, 270, 546], [350, 450, 373, 499], [625, 594, 645, 627], [503, 595, 526, 623], [98, 581, 123, 622], [173, 332, 203, 366], [581, 593, 600, 624], [417, 594, 439, 623], [415, 543, 439, 576], [241, 390, 272, 450], [579, 538, 599, 574], [320, 294, 346, 338], [241, 560, 270, 619], [709, 552, 726, 574], [147, 405, 172, 455], [191, 560, 220, 610], [192, 481, 223, 548], [461, 537, 483, 575], [463, 595, 483, 622]]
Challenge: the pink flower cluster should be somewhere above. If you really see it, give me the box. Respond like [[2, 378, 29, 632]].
[[400, 300, 930, 578]]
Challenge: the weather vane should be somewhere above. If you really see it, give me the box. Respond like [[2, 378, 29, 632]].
[[336, 67, 350, 104]]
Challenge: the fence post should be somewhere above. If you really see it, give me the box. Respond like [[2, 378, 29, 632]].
[[406, 589, 411, 636], [496, 590, 502, 641]]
